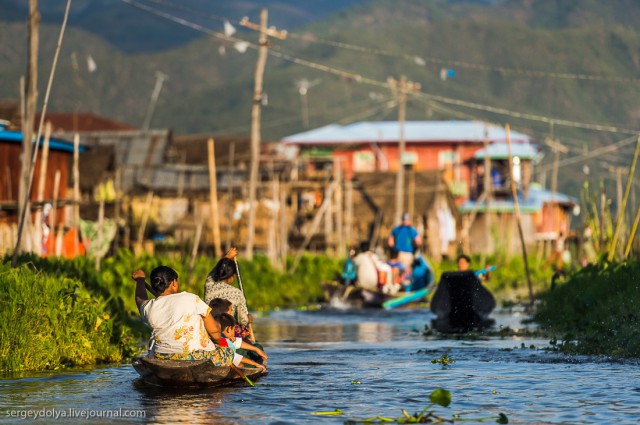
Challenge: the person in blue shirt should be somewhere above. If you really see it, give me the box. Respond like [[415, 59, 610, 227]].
[[388, 212, 421, 277]]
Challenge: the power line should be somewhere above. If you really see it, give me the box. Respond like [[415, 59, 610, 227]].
[[121, 0, 640, 136], [536, 134, 637, 172], [132, 0, 640, 85], [285, 32, 640, 84]]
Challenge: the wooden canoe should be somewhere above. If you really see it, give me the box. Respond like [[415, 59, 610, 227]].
[[430, 270, 496, 333], [132, 356, 267, 388]]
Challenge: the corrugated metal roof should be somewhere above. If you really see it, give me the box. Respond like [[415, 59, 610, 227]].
[[459, 184, 577, 213], [282, 121, 532, 145], [474, 143, 539, 160], [0, 129, 85, 153]]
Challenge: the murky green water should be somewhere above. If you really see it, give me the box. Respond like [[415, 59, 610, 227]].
[[1, 308, 639, 424]]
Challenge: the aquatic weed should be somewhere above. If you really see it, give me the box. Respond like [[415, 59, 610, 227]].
[[338, 388, 508, 423]]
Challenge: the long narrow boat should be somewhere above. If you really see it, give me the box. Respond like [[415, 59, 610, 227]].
[[132, 356, 267, 388]]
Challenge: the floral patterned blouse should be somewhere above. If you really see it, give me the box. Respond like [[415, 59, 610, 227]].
[[140, 292, 216, 356]]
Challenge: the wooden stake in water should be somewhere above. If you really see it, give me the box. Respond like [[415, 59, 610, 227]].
[[506, 124, 533, 305]]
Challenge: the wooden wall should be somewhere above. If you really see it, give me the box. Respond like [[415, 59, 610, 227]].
[[0, 142, 70, 225]]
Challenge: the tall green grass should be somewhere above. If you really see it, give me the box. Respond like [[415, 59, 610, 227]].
[[534, 261, 640, 357], [0, 262, 127, 371]]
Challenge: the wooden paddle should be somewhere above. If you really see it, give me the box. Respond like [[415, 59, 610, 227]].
[[230, 363, 255, 387], [234, 259, 256, 343]]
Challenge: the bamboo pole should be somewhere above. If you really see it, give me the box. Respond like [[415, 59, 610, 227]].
[[267, 174, 278, 266], [394, 76, 407, 225], [190, 219, 204, 270], [96, 197, 104, 271], [483, 124, 492, 254], [279, 182, 288, 268], [136, 191, 154, 253], [113, 167, 122, 251], [335, 164, 344, 256], [506, 124, 534, 305], [289, 180, 338, 273], [72, 132, 80, 256], [50, 170, 60, 256], [345, 180, 353, 248], [608, 135, 640, 262], [226, 141, 235, 251], [13, 0, 71, 263], [207, 138, 222, 257], [34, 121, 51, 255], [324, 181, 334, 252]]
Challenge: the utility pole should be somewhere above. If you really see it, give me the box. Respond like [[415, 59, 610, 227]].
[[242, 9, 286, 259], [17, 0, 40, 254], [388, 75, 420, 225], [142, 71, 168, 131], [545, 136, 568, 233]]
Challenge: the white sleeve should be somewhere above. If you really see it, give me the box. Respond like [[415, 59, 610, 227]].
[[233, 337, 243, 350], [232, 353, 243, 366]]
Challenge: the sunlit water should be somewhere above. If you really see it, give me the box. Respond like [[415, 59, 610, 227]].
[[2, 307, 640, 424]]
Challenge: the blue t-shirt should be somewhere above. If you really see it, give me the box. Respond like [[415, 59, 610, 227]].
[[391, 225, 418, 253]]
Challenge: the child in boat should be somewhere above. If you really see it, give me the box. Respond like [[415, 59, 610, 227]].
[[210, 297, 267, 366], [209, 297, 233, 316], [209, 297, 251, 340], [216, 313, 267, 372]]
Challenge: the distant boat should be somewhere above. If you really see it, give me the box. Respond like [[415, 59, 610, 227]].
[[132, 356, 266, 388], [429, 270, 496, 333], [322, 254, 435, 309]]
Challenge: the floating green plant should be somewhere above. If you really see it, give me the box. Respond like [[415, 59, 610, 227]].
[[338, 388, 508, 424], [431, 353, 455, 367]]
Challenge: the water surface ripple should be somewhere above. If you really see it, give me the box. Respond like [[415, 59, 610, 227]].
[[1, 308, 639, 424]]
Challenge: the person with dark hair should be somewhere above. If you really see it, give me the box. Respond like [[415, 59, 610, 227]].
[[209, 297, 233, 316], [457, 254, 472, 271], [204, 247, 252, 340], [132, 266, 233, 365], [216, 313, 267, 372], [388, 212, 421, 276]]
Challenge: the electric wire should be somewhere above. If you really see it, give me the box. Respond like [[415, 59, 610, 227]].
[[134, 0, 640, 84], [120, 0, 640, 137]]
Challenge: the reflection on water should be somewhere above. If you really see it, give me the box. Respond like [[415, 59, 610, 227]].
[[1, 308, 640, 425]]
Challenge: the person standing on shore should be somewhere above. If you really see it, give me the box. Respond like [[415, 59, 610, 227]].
[[388, 212, 421, 276]]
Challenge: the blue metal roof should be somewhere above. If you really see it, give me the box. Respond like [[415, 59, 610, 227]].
[[0, 129, 84, 153], [473, 142, 539, 160], [459, 184, 577, 214], [282, 121, 532, 145]]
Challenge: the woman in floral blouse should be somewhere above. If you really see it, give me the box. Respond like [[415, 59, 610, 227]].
[[133, 266, 233, 365]]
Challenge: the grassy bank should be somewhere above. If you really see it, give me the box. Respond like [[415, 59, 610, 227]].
[[2, 250, 342, 372], [0, 262, 130, 372], [534, 260, 640, 357]]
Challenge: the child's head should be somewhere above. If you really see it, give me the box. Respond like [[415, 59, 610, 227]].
[[209, 298, 233, 316], [216, 313, 236, 338]]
